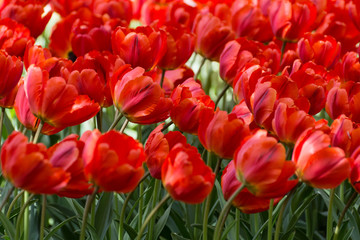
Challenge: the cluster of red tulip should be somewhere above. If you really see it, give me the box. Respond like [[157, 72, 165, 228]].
[[1, 0, 360, 239]]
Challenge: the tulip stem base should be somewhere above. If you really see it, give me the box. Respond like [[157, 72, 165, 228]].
[[268, 199, 274, 240], [213, 184, 245, 240], [136, 193, 171, 240], [39, 195, 47, 240], [327, 189, 335, 240], [334, 191, 358, 240], [148, 179, 161, 240], [80, 186, 99, 240]]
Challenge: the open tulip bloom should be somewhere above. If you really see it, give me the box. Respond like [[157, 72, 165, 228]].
[[2, 1, 360, 240]]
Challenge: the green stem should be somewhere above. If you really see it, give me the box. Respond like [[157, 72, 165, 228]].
[[120, 119, 129, 133], [334, 192, 358, 240], [138, 182, 144, 229], [268, 199, 274, 240], [339, 183, 344, 203], [195, 57, 206, 80], [236, 209, 241, 240], [119, 172, 150, 240], [6, 190, 24, 218], [39, 195, 46, 240], [327, 189, 335, 240], [0, 107, 5, 146], [214, 84, 231, 109], [136, 194, 171, 240], [161, 121, 173, 132], [254, 213, 260, 236], [15, 194, 35, 240], [148, 179, 161, 240], [91, 196, 96, 226], [190, 53, 198, 68], [274, 188, 295, 240], [213, 185, 246, 240], [108, 113, 123, 131], [194, 204, 201, 239], [305, 206, 313, 239], [160, 69, 166, 88], [96, 108, 103, 132], [24, 191, 30, 240], [280, 41, 287, 62], [33, 120, 44, 144], [80, 186, 99, 240], [0, 186, 14, 212]]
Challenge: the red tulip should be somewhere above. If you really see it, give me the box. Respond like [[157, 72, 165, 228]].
[[48, 134, 92, 198], [82, 130, 146, 193], [0, 18, 34, 57], [92, 0, 133, 23], [1, 0, 53, 38], [111, 25, 167, 71], [234, 130, 298, 198], [49, 0, 92, 17], [145, 123, 187, 179], [110, 65, 172, 124], [170, 78, 215, 134], [292, 129, 351, 188], [1, 131, 70, 194], [268, 0, 317, 41], [0, 50, 22, 99], [222, 160, 281, 213], [350, 146, 360, 193], [272, 101, 316, 144], [157, 25, 194, 70], [23, 65, 100, 128], [198, 109, 250, 159], [335, 52, 360, 83], [162, 143, 215, 204], [231, 0, 274, 42], [192, 12, 235, 61], [297, 32, 341, 69]]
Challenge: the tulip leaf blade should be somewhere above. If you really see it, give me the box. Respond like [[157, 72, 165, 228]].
[[95, 192, 113, 240], [0, 211, 15, 240], [154, 202, 172, 240], [44, 216, 76, 240]]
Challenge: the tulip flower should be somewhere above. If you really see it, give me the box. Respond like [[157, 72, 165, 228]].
[[292, 129, 351, 188], [48, 134, 93, 198], [198, 109, 250, 159], [14, 83, 64, 135], [110, 65, 172, 124], [145, 123, 187, 179], [1, 0, 53, 38], [170, 78, 215, 134], [0, 18, 34, 57], [161, 143, 215, 204], [335, 52, 360, 83], [1, 131, 70, 194], [157, 25, 194, 70], [82, 130, 146, 193], [272, 101, 316, 144], [23, 65, 100, 128], [350, 146, 360, 193], [222, 160, 281, 213], [192, 12, 235, 62], [297, 32, 341, 69], [268, 0, 317, 41], [49, 0, 92, 17], [111, 25, 167, 71], [0, 50, 22, 99], [92, 0, 133, 23], [234, 130, 298, 198]]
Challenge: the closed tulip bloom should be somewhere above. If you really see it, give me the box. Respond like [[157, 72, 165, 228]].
[[1, 0, 53, 38], [145, 123, 187, 179], [222, 160, 281, 213], [297, 32, 341, 69], [162, 143, 215, 204], [1, 131, 70, 194], [111, 25, 167, 71], [23, 65, 100, 128], [0, 18, 35, 57], [350, 146, 360, 193], [14, 83, 64, 135], [192, 12, 235, 62], [82, 130, 146, 193], [268, 0, 317, 41], [157, 25, 194, 70], [110, 65, 172, 124], [234, 130, 298, 198], [330, 115, 354, 157], [292, 129, 351, 188], [0, 50, 22, 99], [198, 109, 250, 159], [272, 101, 316, 144], [48, 134, 93, 198]]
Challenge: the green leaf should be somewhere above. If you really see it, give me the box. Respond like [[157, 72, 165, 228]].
[[123, 222, 138, 239], [171, 232, 191, 240], [154, 203, 172, 239], [44, 216, 76, 240], [0, 210, 15, 240], [95, 192, 113, 240]]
